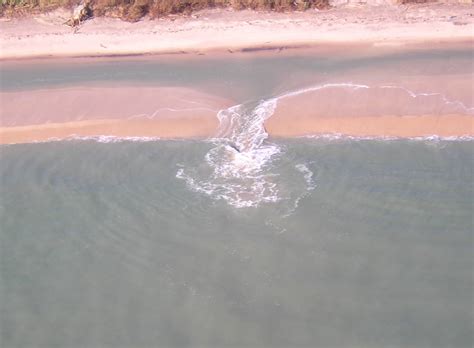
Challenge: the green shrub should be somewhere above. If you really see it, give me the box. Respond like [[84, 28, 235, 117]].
[[0, 0, 331, 19]]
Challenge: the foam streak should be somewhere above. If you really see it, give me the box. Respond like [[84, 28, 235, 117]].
[[177, 81, 472, 208]]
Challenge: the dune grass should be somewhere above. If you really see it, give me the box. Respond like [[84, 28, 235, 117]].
[[0, 0, 438, 20], [1, 0, 331, 19]]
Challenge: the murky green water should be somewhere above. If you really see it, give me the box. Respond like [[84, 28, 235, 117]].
[[1, 139, 472, 347]]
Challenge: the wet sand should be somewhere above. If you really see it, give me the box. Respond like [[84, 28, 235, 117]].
[[0, 86, 231, 143], [0, 118, 219, 144], [0, 86, 233, 127], [2, 114, 471, 144], [1, 83, 472, 144], [1, 20, 473, 144], [266, 114, 473, 138], [266, 81, 474, 138]]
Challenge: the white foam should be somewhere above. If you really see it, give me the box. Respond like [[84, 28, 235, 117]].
[[273, 82, 473, 114], [177, 81, 473, 208], [177, 99, 283, 208], [277, 82, 370, 100], [25, 135, 163, 144], [378, 85, 474, 114], [300, 133, 474, 142], [66, 135, 162, 143], [295, 163, 317, 190], [128, 106, 218, 120]]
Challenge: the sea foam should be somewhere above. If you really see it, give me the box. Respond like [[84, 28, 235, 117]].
[[177, 99, 283, 208], [176, 82, 473, 209]]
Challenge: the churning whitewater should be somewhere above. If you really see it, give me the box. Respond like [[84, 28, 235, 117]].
[[176, 98, 288, 208], [176, 82, 473, 208]]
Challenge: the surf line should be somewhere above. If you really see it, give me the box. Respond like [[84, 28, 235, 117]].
[[177, 82, 473, 208]]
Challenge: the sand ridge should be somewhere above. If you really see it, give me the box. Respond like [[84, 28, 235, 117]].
[[0, 85, 232, 143], [1, 76, 473, 144]]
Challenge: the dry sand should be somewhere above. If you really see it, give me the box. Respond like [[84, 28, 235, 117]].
[[0, 4, 473, 60]]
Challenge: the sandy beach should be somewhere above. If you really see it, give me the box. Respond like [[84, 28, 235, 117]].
[[1, 4, 473, 60], [0, 3, 473, 144]]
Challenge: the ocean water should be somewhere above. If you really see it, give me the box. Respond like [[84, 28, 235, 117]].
[[1, 47, 473, 347]]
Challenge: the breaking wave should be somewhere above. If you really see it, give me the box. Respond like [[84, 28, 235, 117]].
[[176, 82, 473, 209], [176, 100, 284, 208]]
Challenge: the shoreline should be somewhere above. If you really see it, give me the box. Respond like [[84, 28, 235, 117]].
[[1, 4, 473, 60], [1, 111, 473, 145], [1, 40, 473, 67], [1, 78, 473, 144], [1, 4, 473, 144], [1, 116, 473, 146]]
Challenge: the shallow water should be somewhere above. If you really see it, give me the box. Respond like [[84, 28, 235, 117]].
[[1, 47, 473, 347], [2, 47, 473, 99]]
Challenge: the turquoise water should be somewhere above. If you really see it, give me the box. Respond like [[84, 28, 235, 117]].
[[1, 48, 473, 347]]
